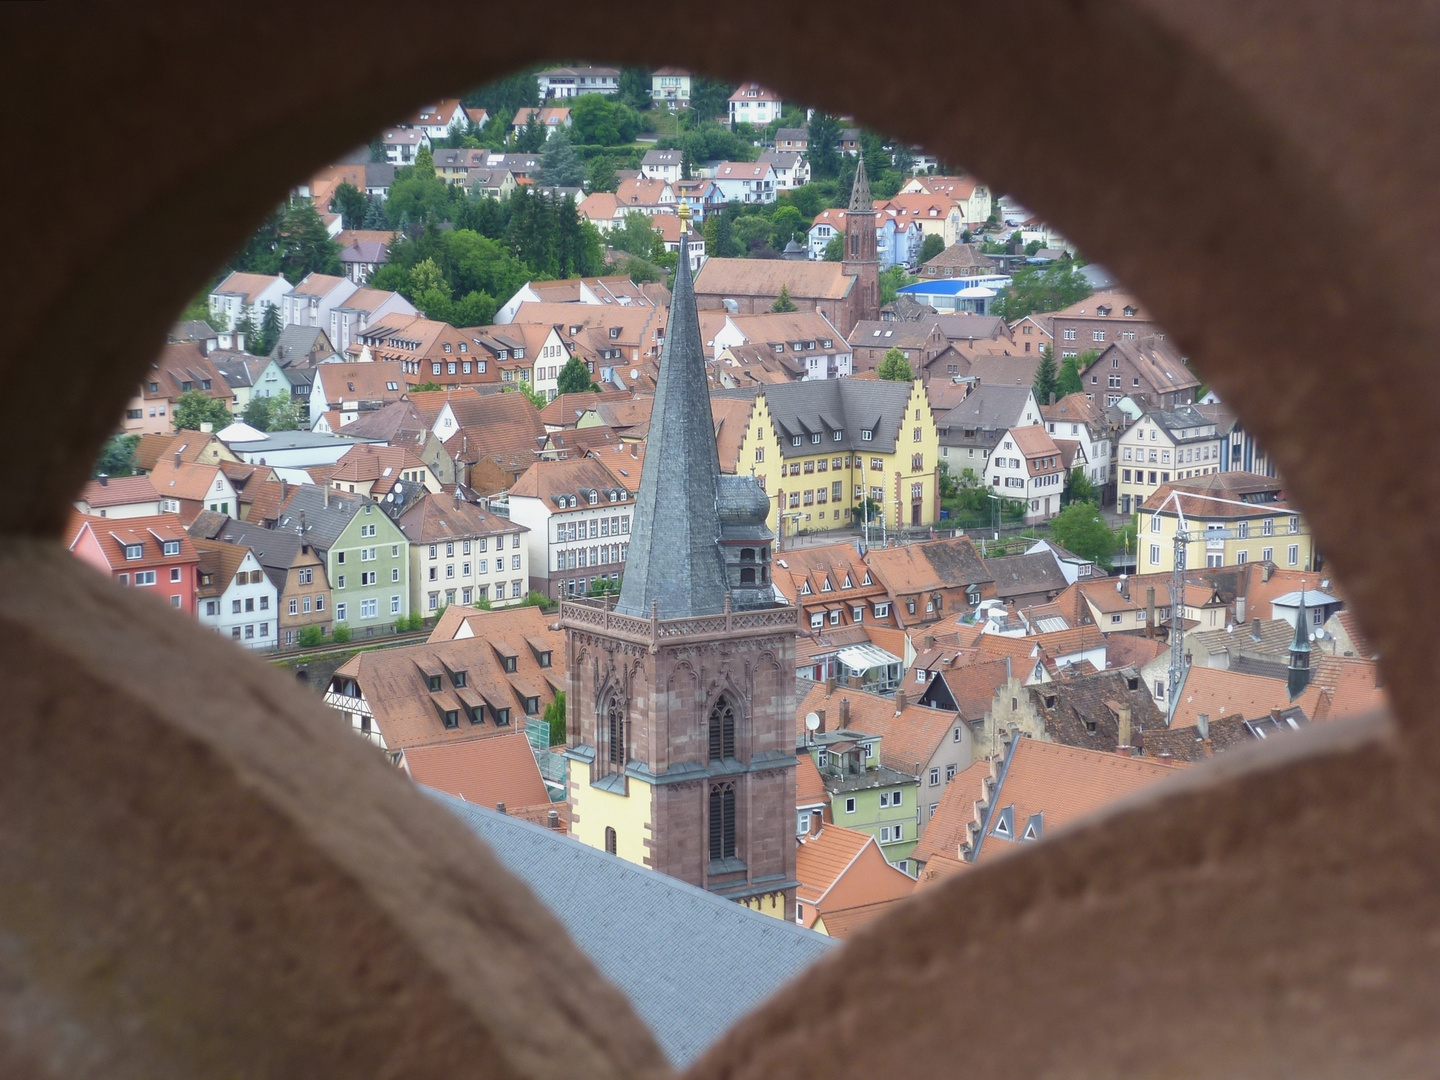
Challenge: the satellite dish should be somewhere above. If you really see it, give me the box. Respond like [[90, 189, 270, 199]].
[[804, 711, 821, 732], [385, 492, 395, 502]]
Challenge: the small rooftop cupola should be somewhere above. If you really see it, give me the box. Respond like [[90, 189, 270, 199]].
[[614, 205, 729, 619], [1288, 585, 1313, 700]]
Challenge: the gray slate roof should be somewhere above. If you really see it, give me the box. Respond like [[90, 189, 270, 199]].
[[272, 485, 369, 553], [984, 551, 1069, 600], [615, 231, 729, 620], [433, 795, 835, 1066], [215, 518, 306, 590], [758, 378, 914, 458]]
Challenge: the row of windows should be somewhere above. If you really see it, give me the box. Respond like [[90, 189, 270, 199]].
[[332, 596, 401, 622], [428, 582, 523, 609], [335, 568, 401, 588], [334, 545, 399, 564], [287, 594, 326, 615], [1149, 544, 1300, 567], [555, 516, 628, 542], [119, 567, 182, 585], [429, 556, 520, 580], [228, 622, 270, 640], [556, 545, 624, 571], [124, 540, 182, 560], [430, 359, 489, 375]]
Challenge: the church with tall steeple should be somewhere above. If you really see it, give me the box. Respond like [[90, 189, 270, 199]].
[[841, 155, 881, 330], [561, 207, 801, 919]]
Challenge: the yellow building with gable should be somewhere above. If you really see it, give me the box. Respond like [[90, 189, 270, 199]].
[[714, 379, 941, 541]]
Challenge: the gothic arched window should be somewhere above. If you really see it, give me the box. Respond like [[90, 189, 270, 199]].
[[606, 696, 625, 769], [708, 696, 736, 762], [604, 827, 617, 855], [709, 782, 736, 861]]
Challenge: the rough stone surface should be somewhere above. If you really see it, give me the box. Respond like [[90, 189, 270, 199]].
[[2, 4, 1440, 1078]]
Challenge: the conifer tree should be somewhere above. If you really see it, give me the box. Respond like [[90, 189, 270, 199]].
[[771, 285, 798, 313], [1033, 345, 1058, 404]]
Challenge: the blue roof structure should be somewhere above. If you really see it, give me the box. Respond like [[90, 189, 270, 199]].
[[433, 793, 836, 1066]]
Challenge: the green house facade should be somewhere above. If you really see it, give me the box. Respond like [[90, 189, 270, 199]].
[[274, 486, 410, 633], [802, 729, 920, 872]]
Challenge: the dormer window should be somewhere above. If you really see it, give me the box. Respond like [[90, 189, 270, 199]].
[[811, 433, 821, 444], [443, 343, 451, 353], [792, 435, 802, 447], [503, 656, 516, 673], [162, 540, 180, 556], [609, 327, 621, 339], [861, 429, 873, 441], [427, 675, 442, 691], [124, 544, 143, 560], [453, 671, 466, 688]]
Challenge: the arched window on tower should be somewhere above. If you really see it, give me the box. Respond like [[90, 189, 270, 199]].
[[606, 696, 625, 770], [604, 827, 617, 855], [709, 696, 736, 761], [709, 782, 737, 861]]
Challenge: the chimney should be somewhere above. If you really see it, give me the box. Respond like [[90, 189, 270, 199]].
[[174, 449, 182, 467], [1251, 617, 1261, 642], [848, 675, 863, 690], [280, 478, 288, 505], [496, 802, 507, 815], [922, 634, 935, 650], [1262, 564, 1273, 583], [1048, 391, 1056, 406], [894, 689, 907, 713], [1146, 586, 1156, 638], [547, 809, 560, 830], [815, 708, 826, 733], [1196, 713, 1210, 740], [1121, 576, 1130, 602], [839, 697, 850, 727], [824, 672, 836, 695], [1117, 703, 1133, 756], [323, 485, 329, 509], [98, 474, 108, 487], [1235, 594, 1247, 623]]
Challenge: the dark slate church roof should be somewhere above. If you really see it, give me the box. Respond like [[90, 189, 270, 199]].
[[615, 226, 730, 619], [434, 795, 835, 1066]]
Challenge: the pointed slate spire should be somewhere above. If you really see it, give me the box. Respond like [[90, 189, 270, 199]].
[[1288, 586, 1313, 699], [614, 207, 728, 619], [848, 154, 873, 212]]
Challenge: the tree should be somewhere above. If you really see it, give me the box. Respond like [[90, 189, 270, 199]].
[[254, 303, 282, 356], [514, 110, 547, 152], [1048, 501, 1117, 568], [276, 197, 342, 282], [610, 211, 662, 259], [504, 383, 547, 410], [920, 233, 945, 264], [880, 265, 915, 306], [688, 77, 735, 120], [556, 355, 596, 394], [806, 111, 842, 179], [617, 67, 652, 112], [330, 181, 367, 230], [823, 233, 844, 261], [93, 433, 140, 479], [1064, 468, 1096, 506], [878, 347, 914, 381], [992, 263, 1091, 319], [296, 625, 325, 648], [1057, 353, 1084, 397], [570, 93, 640, 146], [770, 204, 804, 249], [330, 623, 352, 644], [538, 127, 585, 188], [587, 576, 621, 597], [731, 214, 773, 255], [173, 390, 230, 432], [1033, 346, 1058, 404], [242, 395, 274, 432], [771, 285, 798, 313], [543, 690, 568, 747], [586, 154, 619, 193], [703, 212, 737, 258], [361, 195, 389, 230]]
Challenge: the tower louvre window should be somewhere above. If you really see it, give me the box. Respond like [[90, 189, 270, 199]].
[[709, 782, 737, 861], [606, 697, 625, 768], [708, 696, 736, 761]]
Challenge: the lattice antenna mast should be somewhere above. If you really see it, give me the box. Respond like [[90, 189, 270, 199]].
[[1159, 488, 1280, 723]]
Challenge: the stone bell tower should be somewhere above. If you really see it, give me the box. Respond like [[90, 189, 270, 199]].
[[842, 154, 881, 330], [561, 207, 800, 919]]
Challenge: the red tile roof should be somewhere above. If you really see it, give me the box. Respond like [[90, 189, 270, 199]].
[[401, 730, 551, 811]]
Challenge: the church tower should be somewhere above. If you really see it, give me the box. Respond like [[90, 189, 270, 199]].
[[1288, 588, 1313, 699], [842, 155, 881, 331], [562, 208, 800, 919]]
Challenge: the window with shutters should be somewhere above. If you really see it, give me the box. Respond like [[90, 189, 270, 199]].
[[708, 696, 736, 762], [709, 782, 737, 861]]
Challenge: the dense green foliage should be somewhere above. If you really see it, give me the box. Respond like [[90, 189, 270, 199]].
[[771, 285, 797, 313], [1033, 347, 1058, 404], [878, 348, 914, 381], [330, 181, 367, 230], [880, 265, 916, 306], [544, 690, 568, 746], [173, 390, 231, 432], [227, 197, 341, 284], [330, 623, 352, 644], [1048, 501, 1117, 568], [823, 233, 844, 261], [609, 211, 664, 260], [1056, 351, 1084, 396], [920, 233, 945, 263], [1064, 468, 1096, 506], [242, 394, 301, 432], [570, 93, 642, 146], [538, 128, 585, 188], [992, 263, 1092, 319], [556, 355, 597, 394], [93, 434, 140, 479], [295, 625, 325, 648]]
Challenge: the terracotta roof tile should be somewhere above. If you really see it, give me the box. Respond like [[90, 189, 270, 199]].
[[797, 682, 964, 777], [401, 730, 551, 811]]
